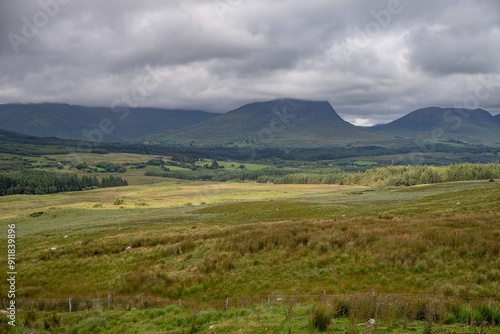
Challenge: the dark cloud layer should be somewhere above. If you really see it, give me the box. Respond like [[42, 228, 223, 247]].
[[1, 0, 499, 125]]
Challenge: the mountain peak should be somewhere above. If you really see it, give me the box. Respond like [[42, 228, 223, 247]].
[[228, 98, 345, 123], [380, 107, 496, 131], [171, 98, 375, 146], [373, 106, 499, 145]]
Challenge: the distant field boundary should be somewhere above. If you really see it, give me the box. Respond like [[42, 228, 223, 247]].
[[7, 292, 500, 314]]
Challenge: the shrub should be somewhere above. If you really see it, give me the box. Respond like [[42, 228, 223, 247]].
[[43, 312, 61, 330], [309, 304, 333, 331], [23, 309, 38, 327], [113, 198, 124, 205]]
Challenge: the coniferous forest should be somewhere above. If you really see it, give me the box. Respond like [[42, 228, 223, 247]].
[[0, 170, 128, 196]]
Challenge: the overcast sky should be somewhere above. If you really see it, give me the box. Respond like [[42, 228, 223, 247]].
[[1, 0, 500, 125]]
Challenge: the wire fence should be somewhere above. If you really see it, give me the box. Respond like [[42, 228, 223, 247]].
[[5, 292, 500, 314]]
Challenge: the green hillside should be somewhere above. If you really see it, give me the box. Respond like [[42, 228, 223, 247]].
[[372, 107, 500, 146], [164, 98, 392, 147]]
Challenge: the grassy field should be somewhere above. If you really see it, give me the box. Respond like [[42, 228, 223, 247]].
[[0, 151, 499, 332], [3, 304, 500, 333]]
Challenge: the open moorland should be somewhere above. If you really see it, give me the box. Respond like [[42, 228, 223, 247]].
[[0, 150, 499, 333]]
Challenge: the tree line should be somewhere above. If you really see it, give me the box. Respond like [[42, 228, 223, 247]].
[[268, 163, 500, 186], [145, 163, 500, 187], [0, 170, 128, 196]]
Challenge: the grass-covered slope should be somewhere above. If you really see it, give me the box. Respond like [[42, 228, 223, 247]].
[[167, 98, 391, 146], [1, 180, 498, 300], [372, 107, 500, 146]]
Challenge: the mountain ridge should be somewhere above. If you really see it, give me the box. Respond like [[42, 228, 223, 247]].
[[372, 106, 500, 145], [0, 100, 498, 147], [167, 98, 387, 146], [0, 103, 217, 142]]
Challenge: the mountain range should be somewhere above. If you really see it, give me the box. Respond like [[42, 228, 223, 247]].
[[0, 100, 499, 147], [0, 103, 216, 142]]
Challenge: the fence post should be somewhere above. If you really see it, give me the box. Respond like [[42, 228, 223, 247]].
[[179, 299, 182, 307], [108, 294, 113, 310], [69, 298, 72, 312], [323, 290, 326, 302], [267, 295, 270, 307], [224, 298, 229, 312]]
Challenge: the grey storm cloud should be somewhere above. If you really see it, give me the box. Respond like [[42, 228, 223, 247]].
[[1, 0, 500, 125]]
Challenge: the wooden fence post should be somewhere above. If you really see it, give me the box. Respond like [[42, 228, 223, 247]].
[[267, 295, 270, 307], [108, 294, 113, 310], [179, 299, 182, 307], [224, 298, 229, 311], [323, 290, 326, 302], [69, 298, 72, 312]]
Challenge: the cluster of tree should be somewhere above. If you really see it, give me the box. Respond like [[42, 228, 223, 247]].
[[100, 175, 129, 188], [0, 170, 128, 196], [267, 171, 347, 184], [145, 163, 500, 187], [201, 161, 222, 169], [170, 153, 197, 163], [259, 163, 500, 186], [84, 142, 500, 163], [346, 163, 500, 187], [95, 162, 126, 173], [145, 168, 293, 182], [146, 158, 165, 166]]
